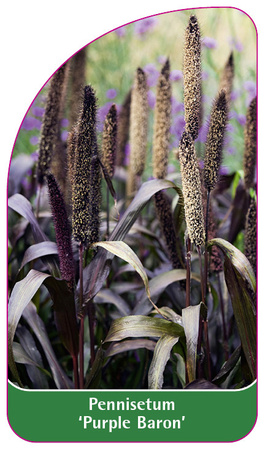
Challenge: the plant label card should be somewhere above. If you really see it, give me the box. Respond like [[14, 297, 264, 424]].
[[7, 5, 257, 444]]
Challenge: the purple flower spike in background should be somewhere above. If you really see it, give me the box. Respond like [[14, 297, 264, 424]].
[[124, 143, 131, 166], [227, 146, 236, 155], [220, 166, 229, 175], [171, 97, 184, 115], [243, 80, 256, 104], [197, 122, 208, 143], [134, 17, 158, 36], [31, 151, 39, 162], [61, 118, 69, 128], [157, 55, 167, 65], [170, 116, 185, 141], [230, 90, 240, 102], [30, 136, 39, 146], [147, 90, 156, 109], [115, 26, 126, 38], [202, 71, 209, 81], [31, 106, 45, 118], [202, 37, 217, 49], [170, 70, 183, 82], [98, 102, 113, 131], [229, 37, 243, 52], [144, 63, 159, 87], [236, 114, 246, 127], [106, 88, 117, 99], [61, 130, 69, 142], [21, 116, 42, 131]]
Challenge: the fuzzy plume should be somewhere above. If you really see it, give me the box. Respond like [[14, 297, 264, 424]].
[[244, 197, 257, 276], [67, 126, 78, 186], [129, 68, 148, 176], [153, 59, 172, 179], [179, 131, 205, 247], [68, 47, 87, 130], [203, 90, 228, 191], [219, 52, 234, 105], [183, 15, 202, 140], [102, 104, 117, 179], [72, 85, 101, 247], [126, 166, 138, 202], [64, 126, 78, 213], [243, 97, 257, 189], [47, 173, 75, 289], [201, 176, 223, 272], [37, 63, 69, 186], [154, 191, 183, 269], [116, 89, 131, 167]]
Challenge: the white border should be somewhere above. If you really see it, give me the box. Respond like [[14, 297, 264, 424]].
[[7, 378, 257, 393], [1, 1, 263, 449]]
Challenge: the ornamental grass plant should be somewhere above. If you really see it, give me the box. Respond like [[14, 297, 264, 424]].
[[8, 8, 256, 390]]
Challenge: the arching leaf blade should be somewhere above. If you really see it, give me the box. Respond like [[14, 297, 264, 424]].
[[104, 315, 184, 343], [148, 335, 179, 389], [207, 238, 256, 379], [80, 179, 183, 311], [182, 303, 207, 383]]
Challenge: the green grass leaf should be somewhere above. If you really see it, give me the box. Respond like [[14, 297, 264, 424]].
[[182, 303, 207, 383], [92, 240, 164, 317], [8, 193, 49, 243], [8, 269, 78, 388], [105, 339, 156, 358], [207, 238, 256, 379], [148, 335, 179, 389], [19, 241, 58, 271], [8, 269, 51, 386], [133, 268, 200, 316], [80, 178, 183, 315], [104, 315, 184, 343], [22, 302, 73, 389], [94, 288, 131, 317]]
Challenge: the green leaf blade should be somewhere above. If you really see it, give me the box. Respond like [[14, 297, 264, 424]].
[[148, 335, 179, 389], [207, 238, 256, 379], [182, 303, 207, 383], [104, 315, 184, 343]]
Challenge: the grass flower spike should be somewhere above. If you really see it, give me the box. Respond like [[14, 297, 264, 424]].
[[72, 85, 101, 248], [102, 104, 117, 179], [116, 90, 131, 167], [183, 15, 202, 140], [129, 68, 148, 177], [68, 47, 87, 130], [154, 191, 183, 269], [37, 63, 69, 186], [244, 196, 257, 275], [203, 90, 228, 191], [47, 173, 75, 289], [219, 52, 234, 104], [153, 59, 172, 179], [179, 131, 205, 247], [243, 97, 257, 189]]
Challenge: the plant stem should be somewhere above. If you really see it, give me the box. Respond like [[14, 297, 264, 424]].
[[87, 300, 95, 366], [205, 190, 210, 244], [36, 185, 42, 219], [106, 188, 110, 239], [72, 354, 79, 389], [197, 246, 205, 303], [217, 272, 229, 360], [204, 190, 212, 379], [204, 189, 210, 301], [203, 320, 212, 380], [185, 236, 191, 308], [197, 245, 211, 380], [78, 244, 84, 389]]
